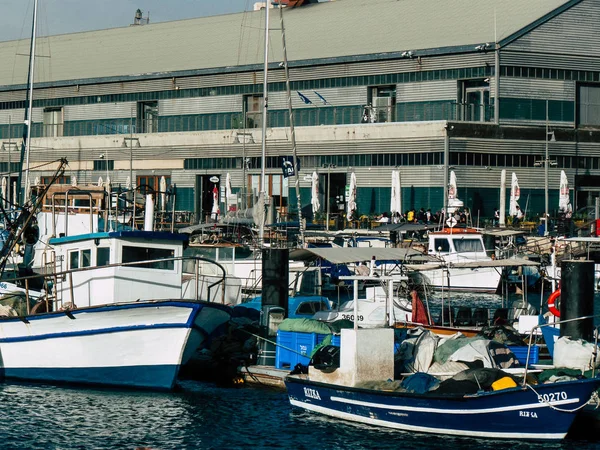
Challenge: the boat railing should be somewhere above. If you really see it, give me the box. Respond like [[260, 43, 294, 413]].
[[523, 315, 600, 386], [13, 255, 228, 313]]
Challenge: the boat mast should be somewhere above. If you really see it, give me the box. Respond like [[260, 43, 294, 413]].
[[259, 2, 270, 244], [17, 0, 38, 206], [278, 4, 304, 247]]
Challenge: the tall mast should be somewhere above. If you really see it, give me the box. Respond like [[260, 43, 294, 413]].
[[278, 4, 304, 247], [17, 0, 38, 205], [259, 2, 270, 244]]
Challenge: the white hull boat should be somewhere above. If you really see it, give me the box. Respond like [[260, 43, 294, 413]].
[[0, 299, 230, 390]]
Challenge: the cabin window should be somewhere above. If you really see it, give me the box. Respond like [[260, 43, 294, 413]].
[[69, 249, 91, 269], [453, 238, 483, 253], [69, 251, 79, 269], [97, 247, 110, 267], [81, 249, 91, 268], [122, 246, 175, 270], [433, 238, 450, 253], [295, 301, 329, 315]]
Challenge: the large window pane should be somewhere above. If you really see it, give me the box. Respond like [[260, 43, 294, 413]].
[[122, 246, 175, 270]]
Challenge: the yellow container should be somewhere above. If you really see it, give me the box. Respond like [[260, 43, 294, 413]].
[[491, 376, 517, 391]]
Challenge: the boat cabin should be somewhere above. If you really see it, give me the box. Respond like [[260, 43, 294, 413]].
[[427, 228, 488, 262], [47, 231, 187, 308]]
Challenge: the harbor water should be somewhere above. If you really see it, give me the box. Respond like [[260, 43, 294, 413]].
[[2, 379, 599, 449], [1, 291, 600, 449]]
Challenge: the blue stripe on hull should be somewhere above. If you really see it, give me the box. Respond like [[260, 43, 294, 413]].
[[3, 365, 180, 390], [286, 377, 600, 440]]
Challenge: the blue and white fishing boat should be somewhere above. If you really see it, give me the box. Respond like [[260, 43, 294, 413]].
[[285, 295, 600, 441], [0, 186, 232, 390], [286, 374, 599, 440]]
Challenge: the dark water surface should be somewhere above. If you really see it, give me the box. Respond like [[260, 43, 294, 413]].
[[1, 380, 599, 450], [2, 291, 600, 449]]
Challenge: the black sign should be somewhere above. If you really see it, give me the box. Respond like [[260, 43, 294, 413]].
[[281, 156, 300, 178]]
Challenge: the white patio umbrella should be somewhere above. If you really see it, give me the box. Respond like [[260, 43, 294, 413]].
[[311, 171, 320, 214], [211, 184, 220, 221], [390, 170, 401, 216], [1, 177, 6, 208], [509, 172, 520, 217], [71, 175, 77, 187], [558, 170, 572, 213], [125, 176, 132, 190], [347, 172, 357, 221], [447, 170, 464, 213], [225, 173, 233, 212], [98, 176, 104, 187], [160, 175, 167, 212]]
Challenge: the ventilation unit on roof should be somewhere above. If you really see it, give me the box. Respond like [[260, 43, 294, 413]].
[[131, 9, 150, 26]]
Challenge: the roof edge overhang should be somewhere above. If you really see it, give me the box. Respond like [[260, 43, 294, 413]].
[[0, 44, 493, 93]]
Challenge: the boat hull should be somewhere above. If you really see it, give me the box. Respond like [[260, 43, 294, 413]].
[[0, 300, 231, 390], [285, 376, 600, 440], [413, 267, 501, 293]]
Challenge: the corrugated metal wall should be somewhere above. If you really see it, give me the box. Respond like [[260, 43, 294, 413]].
[[397, 80, 457, 102], [507, 0, 600, 57]]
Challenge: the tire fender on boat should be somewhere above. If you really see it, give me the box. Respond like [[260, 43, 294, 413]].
[[547, 289, 561, 317]]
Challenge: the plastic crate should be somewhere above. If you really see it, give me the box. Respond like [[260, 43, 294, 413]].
[[316, 333, 341, 347], [275, 331, 340, 369], [508, 345, 539, 365]]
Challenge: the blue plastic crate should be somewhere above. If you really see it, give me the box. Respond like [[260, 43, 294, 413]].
[[316, 333, 341, 347], [275, 331, 317, 369], [276, 331, 340, 369], [508, 345, 539, 365]]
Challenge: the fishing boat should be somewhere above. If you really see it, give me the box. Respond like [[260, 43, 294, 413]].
[[285, 324, 600, 440], [0, 181, 233, 390], [285, 372, 599, 440], [408, 227, 502, 293]]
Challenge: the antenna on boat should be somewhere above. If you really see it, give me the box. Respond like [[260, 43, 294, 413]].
[[278, 3, 305, 247], [258, 2, 270, 245], [17, 0, 38, 206]]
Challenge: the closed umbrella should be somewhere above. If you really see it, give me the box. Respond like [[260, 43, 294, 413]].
[[347, 172, 357, 221], [160, 176, 167, 212], [311, 171, 320, 215], [558, 170, 572, 213], [225, 173, 233, 212], [447, 170, 464, 213], [390, 170, 401, 216], [211, 184, 220, 221], [509, 172, 520, 217], [1, 177, 6, 208]]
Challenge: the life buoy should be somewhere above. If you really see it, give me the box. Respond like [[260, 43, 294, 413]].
[[547, 289, 561, 317]]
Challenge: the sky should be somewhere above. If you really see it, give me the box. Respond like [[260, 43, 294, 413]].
[[0, 0, 254, 42]]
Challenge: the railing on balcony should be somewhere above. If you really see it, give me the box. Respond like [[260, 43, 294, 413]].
[[0, 101, 496, 140]]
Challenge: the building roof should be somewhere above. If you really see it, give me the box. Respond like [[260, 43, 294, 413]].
[[0, 0, 576, 89]]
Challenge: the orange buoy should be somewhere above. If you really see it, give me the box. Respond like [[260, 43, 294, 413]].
[[547, 289, 561, 317]]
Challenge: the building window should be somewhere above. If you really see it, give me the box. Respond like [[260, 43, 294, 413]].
[[43, 107, 63, 137], [137, 175, 171, 195], [93, 159, 114, 171], [244, 95, 263, 129], [578, 84, 600, 127], [40, 175, 71, 185], [137, 101, 158, 133], [460, 80, 490, 122], [366, 85, 396, 123]]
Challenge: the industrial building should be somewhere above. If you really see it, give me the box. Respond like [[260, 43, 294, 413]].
[[0, 0, 598, 226]]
